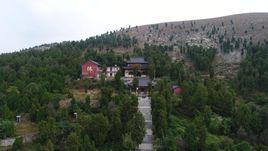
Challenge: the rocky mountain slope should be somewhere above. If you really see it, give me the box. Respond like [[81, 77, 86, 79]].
[[12, 13, 268, 79], [117, 13, 268, 78]]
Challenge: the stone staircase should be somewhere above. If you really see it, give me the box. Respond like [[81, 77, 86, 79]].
[[138, 97, 153, 151]]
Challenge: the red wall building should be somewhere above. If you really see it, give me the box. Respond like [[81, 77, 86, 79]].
[[82, 60, 102, 78]]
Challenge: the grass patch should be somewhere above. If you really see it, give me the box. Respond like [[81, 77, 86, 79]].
[[15, 121, 38, 136], [71, 89, 100, 101], [20, 143, 39, 151]]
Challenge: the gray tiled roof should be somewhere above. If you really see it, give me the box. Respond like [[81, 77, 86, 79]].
[[91, 60, 101, 66], [127, 57, 148, 64], [138, 77, 151, 87]]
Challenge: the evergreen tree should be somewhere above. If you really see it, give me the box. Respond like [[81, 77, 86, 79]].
[[65, 132, 81, 151]]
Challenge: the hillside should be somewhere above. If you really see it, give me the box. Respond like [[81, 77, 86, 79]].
[[120, 13, 268, 47], [116, 13, 268, 77], [1, 13, 268, 150], [4, 13, 268, 78]]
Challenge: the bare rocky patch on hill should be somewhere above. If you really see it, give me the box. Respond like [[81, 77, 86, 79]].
[[116, 13, 268, 78]]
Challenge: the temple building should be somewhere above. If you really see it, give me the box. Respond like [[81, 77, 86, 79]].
[[124, 57, 148, 78], [106, 65, 120, 78], [123, 57, 154, 93], [81, 60, 102, 79]]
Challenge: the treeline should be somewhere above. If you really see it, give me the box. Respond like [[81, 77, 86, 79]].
[[149, 45, 268, 151], [0, 34, 147, 149], [145, 44, 268, 151], [236, 44, 268, 94], [152, 75, 268, 150], [35, 79, 145, 150], [0, 43, 83, 140], [84, 49, 125, 67], [0, 32, 137, 117], [0, 43, 82, 116], [181, 78, 235, 117], [186, 46, 216, 72], [151, 79, 173, 139], [133, 44, 186, 82], [85, 32, 137, 49]]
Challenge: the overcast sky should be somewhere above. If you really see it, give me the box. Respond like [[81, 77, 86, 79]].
[[0, 0, 267, 53]]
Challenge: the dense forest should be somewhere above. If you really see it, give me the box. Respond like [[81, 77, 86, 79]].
[[236, 45, 268, 94], [186, 46, 216, 72], [0, 34, 144, 150], [150, 44, 268, 150], [0, 31, 268, 150]]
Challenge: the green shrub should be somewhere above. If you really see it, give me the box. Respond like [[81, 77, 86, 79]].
[[0, 120, 15, 139], [12, 137, 23, 151]]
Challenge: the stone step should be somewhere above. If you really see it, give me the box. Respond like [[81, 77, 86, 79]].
[[142, 134, 153, 144], [138, 106, 151, 109], [139, 110, 151, 116], [138, 107, 151, 114], [138, 105, 151, 108], [138, 143, 153, 150], [138, 97, 151, 101], [138, 104, 151, 107], [138, 100, 151, 106], [145, 121, 153, 129], [146, 129, 153, 135], [141, 113, 152, 121]]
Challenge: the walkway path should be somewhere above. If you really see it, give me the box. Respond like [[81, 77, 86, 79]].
[[138, 96, 153, 151]]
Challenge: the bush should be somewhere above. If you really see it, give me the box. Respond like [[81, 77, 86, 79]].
[[12, 137, 23, 151], [208, 117, 231, 135], [208, 117, 222, 134], [0, 120, 15, 139], [230, 141, 253, 151]]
